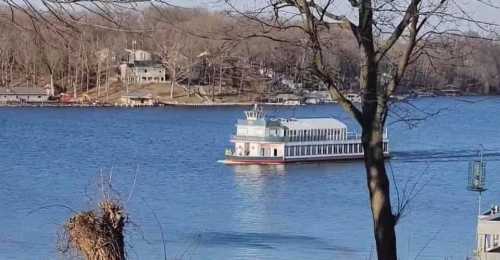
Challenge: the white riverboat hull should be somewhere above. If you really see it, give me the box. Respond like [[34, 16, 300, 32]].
[[222, 153, 390, 165]]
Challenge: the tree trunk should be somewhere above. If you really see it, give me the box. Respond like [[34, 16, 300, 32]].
[[360, 51, 397, 260], [97, 61, 101, 98], [50, 73, 54, 96], [170, 68, 176, 99], [105, 57, 110, 103], [363, 125, 396, 260]]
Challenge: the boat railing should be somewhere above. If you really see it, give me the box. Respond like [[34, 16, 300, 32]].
[[347, 132, 361, 140], [231, 135, 287, 142], [346, 130, 389, 140], [225, 148, 234, 156]]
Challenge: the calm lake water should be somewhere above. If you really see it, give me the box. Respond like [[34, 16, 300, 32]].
[[1, 97, 500, 260]]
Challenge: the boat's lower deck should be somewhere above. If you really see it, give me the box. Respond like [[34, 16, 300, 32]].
[[223, 153, 389, 165]]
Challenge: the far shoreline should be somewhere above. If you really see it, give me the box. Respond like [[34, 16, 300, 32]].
[[0, 95, 498, 109]]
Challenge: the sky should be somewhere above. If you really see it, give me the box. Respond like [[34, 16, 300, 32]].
[[169, 0, 499, 28], [18, 0, 500, 33]]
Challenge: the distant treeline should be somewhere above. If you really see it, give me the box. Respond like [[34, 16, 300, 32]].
[[0, 5, 498, 95]]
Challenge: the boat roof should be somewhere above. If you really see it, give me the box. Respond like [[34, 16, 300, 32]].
[[281, 118, 347, 130]]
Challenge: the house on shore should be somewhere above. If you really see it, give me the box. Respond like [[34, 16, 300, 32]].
[[120, 49, 167, 85], [439, 85, 462, 96], [304, 91, 335, 104], [0, 87, 50, 103], [474, 206, 500, 260], [120, 90, 155, 106], [270, 93, 303, 105]]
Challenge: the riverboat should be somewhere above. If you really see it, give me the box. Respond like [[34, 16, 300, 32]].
[[223, 104, 389, 164]]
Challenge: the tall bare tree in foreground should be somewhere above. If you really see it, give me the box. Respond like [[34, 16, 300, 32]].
[[223, 0, 498, 259]]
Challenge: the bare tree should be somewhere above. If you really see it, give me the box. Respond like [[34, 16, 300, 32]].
[[222, 0, 499, 259]]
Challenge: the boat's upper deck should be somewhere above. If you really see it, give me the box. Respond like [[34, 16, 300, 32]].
[[281, 118, 347, 130], [234, 105, 352, 143]]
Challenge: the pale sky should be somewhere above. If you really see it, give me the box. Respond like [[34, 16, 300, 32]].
[[170, 0, 499, 28], [21, 0, 500, 33], [169, 0, 500, 36]]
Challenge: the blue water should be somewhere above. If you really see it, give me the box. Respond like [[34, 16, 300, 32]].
[[1, 97, 500, 260]]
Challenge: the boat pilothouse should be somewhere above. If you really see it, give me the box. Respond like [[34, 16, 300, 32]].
[[223, 104, 389, 164]]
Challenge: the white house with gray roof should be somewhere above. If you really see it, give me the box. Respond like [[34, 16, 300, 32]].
[[473, 206, 500, 259], [120, 49, 167, 85], [0, 87, 50, 103]]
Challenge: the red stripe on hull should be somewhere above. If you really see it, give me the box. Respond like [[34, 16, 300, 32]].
[[223, 160, 286, 165]]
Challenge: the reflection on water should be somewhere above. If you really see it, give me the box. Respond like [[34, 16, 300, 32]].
[[231, 165, 288, 258], [232, 164, 287, 221], [233, 164, 287, 176]]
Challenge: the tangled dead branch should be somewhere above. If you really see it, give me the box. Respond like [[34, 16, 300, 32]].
[[61, 199, 127, 260]]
